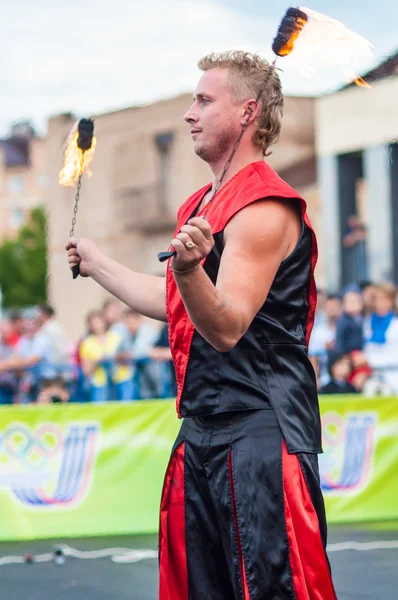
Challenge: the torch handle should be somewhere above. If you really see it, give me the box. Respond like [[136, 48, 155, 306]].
[[72, 264, 80, 279], [157, 250, 177, 263]]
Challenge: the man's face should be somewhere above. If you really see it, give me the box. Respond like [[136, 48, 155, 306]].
[[23, 318, 40, 338], [343, 292, 363, 316], [104, 301, 122, 326], [125, 313, 142, 335], [326, 298, 342, 321], [184, 68, 242, 164]]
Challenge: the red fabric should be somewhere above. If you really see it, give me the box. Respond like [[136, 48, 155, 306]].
[[282, 442, 337, 600], [166, 160, 318, 417], [228, 448, 251, 600], [6, 333, 20, 347], [159, 443, 188, 600]]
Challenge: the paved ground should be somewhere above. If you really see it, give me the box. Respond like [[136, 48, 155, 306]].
[[1, 523, 397, 599]]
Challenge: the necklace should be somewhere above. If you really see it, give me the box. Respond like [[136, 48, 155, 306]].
[[157, 125, 247, 262]]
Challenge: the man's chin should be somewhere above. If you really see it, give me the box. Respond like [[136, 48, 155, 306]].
[[193, 143, 209, 161]]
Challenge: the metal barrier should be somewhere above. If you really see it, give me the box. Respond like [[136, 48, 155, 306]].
[[0, 358, 176, 404]]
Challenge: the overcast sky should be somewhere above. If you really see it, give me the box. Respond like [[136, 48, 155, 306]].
[[1, 0, 397, 136]]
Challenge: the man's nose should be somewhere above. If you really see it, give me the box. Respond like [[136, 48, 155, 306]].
[[184, 104, 198, 124]]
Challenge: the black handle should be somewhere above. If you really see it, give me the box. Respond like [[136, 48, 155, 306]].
[[157, 250, 177, 263], [72, 264, 80, 279]]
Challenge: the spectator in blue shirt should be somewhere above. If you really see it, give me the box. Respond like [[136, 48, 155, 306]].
[[335, 287, 364, 355]]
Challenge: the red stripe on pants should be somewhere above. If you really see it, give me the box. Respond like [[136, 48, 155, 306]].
[[159, 443, 188, 600], [282, 442, 337, 600], [229, 448, 251, 600]]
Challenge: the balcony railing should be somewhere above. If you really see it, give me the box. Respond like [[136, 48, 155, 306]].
[[117, 183, 176, 233]]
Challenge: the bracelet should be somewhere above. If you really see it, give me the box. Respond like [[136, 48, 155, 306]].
[[170, 263, 201, 275]]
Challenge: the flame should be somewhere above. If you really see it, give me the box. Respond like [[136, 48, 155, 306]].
[[282, 7, 375, 83], [344, 69, 372, 89], [353, 76, 372, 89], [59, 128, 97, 187], [278, 16, 308, 57], [300, 7, 374, 60]]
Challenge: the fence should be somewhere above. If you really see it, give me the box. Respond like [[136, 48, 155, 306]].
[[0, 358, 176, 405]]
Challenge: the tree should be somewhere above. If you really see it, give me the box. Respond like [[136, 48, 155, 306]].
[[0, 206, 47, 308]]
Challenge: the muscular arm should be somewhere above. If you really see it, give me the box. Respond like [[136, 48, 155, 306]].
[[173, 199, 301, 352], [90, 257, 167, 322]]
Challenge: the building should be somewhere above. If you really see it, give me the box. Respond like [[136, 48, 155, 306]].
[[0, 123, 48, 239], [316, 51, 398, 291], [47, 94, 318, 341]]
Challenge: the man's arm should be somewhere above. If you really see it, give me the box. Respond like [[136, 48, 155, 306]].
[[66, 239, 167, 322], [0, 355, 40, 372], [171, 199, 301, 352]]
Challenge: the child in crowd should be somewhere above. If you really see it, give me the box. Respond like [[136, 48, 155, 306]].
[[320, 352, 357, 395]]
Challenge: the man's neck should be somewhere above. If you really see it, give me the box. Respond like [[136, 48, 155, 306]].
[[208, 145, 264, 195]]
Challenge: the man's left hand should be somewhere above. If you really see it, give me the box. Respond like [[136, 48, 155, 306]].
[[170, 217, 215, 271]]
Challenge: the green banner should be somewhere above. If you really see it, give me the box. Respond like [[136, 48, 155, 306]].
[[319, 396, 398, 523], [0, 397, 397, 540]]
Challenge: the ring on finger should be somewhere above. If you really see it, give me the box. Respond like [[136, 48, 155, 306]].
[[185, 240, 196, 250]]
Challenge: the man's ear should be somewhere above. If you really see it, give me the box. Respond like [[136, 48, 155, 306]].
[[242, 100, 258, 125]]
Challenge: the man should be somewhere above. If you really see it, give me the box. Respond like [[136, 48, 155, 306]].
[[115, 308, 161, 400], [309, 294, 342, 388], [102, 298, 128, 341], [38, 304, 70, 374], [67, 51, 336, 599], [150, 324, 177, 398], [0, 310, 52, 403]]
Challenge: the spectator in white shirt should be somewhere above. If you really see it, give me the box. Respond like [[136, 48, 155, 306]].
[[309, 294, 342, 388], [38, 304, 70, 374], [364, 282, 398, 394]]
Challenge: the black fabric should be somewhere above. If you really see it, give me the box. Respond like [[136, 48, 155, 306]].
[[170, 409, 328, 600], [181, 216, 322, 454]]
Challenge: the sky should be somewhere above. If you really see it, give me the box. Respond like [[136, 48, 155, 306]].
[[1, 0, 397, 137]]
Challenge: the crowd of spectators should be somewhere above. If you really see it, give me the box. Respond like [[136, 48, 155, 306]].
[[1, 279, 397, 405], [0, 299, 176, 405], [309, 281, 398, 396]]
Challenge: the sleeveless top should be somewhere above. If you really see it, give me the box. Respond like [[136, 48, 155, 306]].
[[166, 161, 321, 453]]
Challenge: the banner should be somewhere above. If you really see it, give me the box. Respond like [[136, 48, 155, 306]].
[[0, 397, 397, 540], [319, 396, 398, 523]]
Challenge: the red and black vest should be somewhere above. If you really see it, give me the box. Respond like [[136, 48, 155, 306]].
[[166, 161, 321, 453]]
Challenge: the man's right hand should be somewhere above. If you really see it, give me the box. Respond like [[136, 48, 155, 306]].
[[65, 238, 102, 278]]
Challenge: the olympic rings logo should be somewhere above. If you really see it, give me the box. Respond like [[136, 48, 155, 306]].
[[320, 412, 376, 493], [0, 424, 64, 471]]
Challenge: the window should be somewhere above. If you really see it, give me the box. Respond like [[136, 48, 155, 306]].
[[9, 208, 24, 229], [8, 175, 23, 194], [154, 132, 174, 212]]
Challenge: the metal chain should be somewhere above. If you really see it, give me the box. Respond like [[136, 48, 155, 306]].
[[69, 154, 85, 238], [202, 62, 277, 217], [203, 126, 247, 217]]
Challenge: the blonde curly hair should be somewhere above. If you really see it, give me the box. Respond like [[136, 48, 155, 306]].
[[198, 51, 283, 156]]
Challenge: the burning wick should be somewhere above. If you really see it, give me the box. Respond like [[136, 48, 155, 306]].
[[59, 119, 95, 279], [272, 7, 309, 57]]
